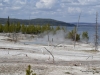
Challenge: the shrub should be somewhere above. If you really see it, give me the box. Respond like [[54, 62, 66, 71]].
[[82, 31, 89, 43], [26, 65, 36, 75], [67, 27, 80, 41]]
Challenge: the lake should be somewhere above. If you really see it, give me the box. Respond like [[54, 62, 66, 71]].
[[67, 25, 100, 44]]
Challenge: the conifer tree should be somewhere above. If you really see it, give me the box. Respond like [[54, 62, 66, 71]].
[[21, 24, 26, 33], [26, 65, 36, 75], [82, 31, 89, 43], [4, 23, 9, 33], [16, 22, 21, 33], [0, 24, 3, 32], [7, 16, 10, 33]]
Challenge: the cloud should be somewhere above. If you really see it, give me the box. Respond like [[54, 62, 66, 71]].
[[3, 0, 10, 3], [0, 3, 3, 6], [0, 0, 100, 22], [11, 6, 21, 10], [14, 0, 27, 5], [68, 7, 81, 13], [36, 0, 56, 9], [87, 9, 95, 14], [78, 0, 97, 5]]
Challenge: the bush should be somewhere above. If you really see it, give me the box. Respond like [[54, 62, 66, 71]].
[[67, 27, 80, 41], [26, 65, 36, 75], [82, 31, 89, 43]]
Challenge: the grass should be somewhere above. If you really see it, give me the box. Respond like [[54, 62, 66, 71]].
[[81, 50, 99, 53]]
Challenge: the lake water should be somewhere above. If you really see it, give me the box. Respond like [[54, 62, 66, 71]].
[[67, 25, 100, 44], [22, 25, 100, 45]]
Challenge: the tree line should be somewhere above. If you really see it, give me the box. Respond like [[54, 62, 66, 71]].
[[0, 23, 66, 34], [0, 17, 65, 34], [0, 16, 89, 43]]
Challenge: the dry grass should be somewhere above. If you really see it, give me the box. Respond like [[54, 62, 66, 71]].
[[81, 50, 99, 53]]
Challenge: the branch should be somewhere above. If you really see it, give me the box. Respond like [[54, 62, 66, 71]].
[[44, 47, 55, 63], [86, 55, 93, 60]]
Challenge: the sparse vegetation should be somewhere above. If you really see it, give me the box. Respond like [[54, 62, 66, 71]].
[[26, 65, 36, 75], [65, 72, 71, 74], [82, 50, 99, 53], [91, 67, 100, 74], [67, 27, 80, 41], [0, 22, 64, 35], [82, 31, 89, 43]]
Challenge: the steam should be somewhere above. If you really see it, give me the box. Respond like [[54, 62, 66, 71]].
[[33, 30, 73, 45]]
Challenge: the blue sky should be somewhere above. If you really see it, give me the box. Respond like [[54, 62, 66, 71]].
[[0, 0, 100, 23]]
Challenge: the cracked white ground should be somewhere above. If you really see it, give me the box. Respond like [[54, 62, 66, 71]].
[[0, 33, 100, 75]]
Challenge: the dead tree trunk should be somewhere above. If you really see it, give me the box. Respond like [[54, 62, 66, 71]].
[[94, 12, 98, 51], [44, 47, 55, 64], [74, 12, 81, 48], [47, 30, 50, 46]]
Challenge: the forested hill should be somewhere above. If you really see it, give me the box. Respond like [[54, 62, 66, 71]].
[[0, 18, 75, 26]]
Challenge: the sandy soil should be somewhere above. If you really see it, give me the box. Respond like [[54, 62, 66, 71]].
[[0, 33, 100, 75]]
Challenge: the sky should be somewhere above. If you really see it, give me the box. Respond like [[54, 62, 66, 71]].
[[0, 0, 100, 23]]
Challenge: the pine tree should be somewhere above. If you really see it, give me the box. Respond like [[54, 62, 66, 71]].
[[4, 23, 9, 33], [0, 24, 3, 32], [16, 22, 21, 33], [61, 27, 66, 32], [7, 16, 10, 33], [21, 24, 26, 33], [56, 26, 60, 31], [26, 65, 36, 75], [67, 27, 80, 41], [82, 31, 89, 43]]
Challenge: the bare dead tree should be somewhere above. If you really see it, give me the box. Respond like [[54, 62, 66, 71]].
[[47, 29, 50, 47], [29, 15, 33, 38], [29, 15, 30, 26], [13, 23, 18, 43], [74, 12, 82, 48], [94, 12, 99, 51], [44, 47, 55, 63]]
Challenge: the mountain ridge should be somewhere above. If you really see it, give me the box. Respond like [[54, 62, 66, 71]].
[[0, 18, 75, 26]]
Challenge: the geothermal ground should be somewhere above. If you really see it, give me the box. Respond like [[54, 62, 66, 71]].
[[0, 33, 100, 75]]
